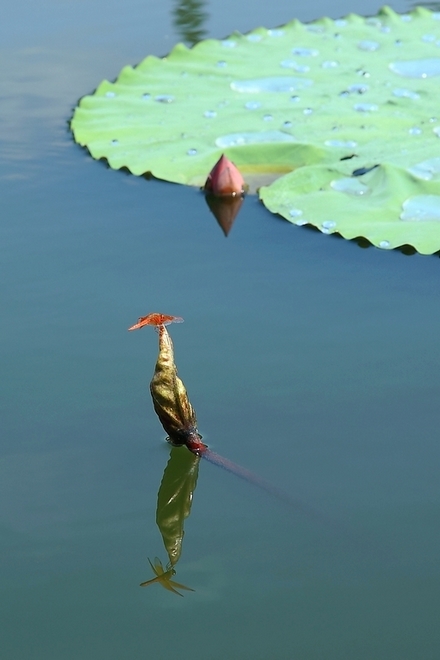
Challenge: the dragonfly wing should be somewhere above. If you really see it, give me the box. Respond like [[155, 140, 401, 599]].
[[169, 579, 195, 592], [139, 576, 160, 587], [128, 313, 184, 331]]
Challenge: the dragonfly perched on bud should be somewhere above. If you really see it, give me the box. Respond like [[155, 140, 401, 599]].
[[128, 313, 183, 332], [129, 313, 206, 453]]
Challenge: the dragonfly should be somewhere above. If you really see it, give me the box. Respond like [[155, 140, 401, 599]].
[[139, 557, 195, 597], [128, 313, 183, 332]]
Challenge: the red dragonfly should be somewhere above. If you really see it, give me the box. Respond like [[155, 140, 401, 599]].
[[128, 313, 183, 331]]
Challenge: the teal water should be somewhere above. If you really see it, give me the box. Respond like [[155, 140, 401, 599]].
[[2, 1, 440, 658]]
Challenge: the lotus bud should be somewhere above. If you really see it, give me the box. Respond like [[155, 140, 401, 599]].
[[150, 325, 206, 454], [204, 154, 245, 197]]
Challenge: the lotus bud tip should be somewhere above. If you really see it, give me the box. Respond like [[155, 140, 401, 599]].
[[204, 154, 245, 197]]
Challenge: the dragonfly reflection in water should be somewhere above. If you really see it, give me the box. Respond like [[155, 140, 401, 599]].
[[139, 444, 200, 595], [140, 557, 195, 597]]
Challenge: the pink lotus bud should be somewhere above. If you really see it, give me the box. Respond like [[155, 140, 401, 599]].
[[204, 154, 245, 197]]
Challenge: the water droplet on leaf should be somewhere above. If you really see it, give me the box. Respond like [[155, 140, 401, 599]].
[[331, 177, 369, 195], [322, 220, 337, 230], [216, 131, 296, 147], [400, 195, 440, 221], [392, 88, 420, 99], [348, 84, 369, 94], [231, 77, 313, 93], [389, 58, 440, 78], [358, 40, 380, 51], [354, 103, 378, 112], [325, 139, 358, 147], [280, 60, 310, 72], [292, 47, 319, 57], [408, 157, 440, 180], [245, 101, 261, 110]]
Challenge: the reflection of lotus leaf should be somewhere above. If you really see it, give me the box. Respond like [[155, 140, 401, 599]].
[[71, 7, 440, 253]]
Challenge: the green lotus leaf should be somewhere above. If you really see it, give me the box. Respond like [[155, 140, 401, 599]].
[[71, 6, 440, 253]]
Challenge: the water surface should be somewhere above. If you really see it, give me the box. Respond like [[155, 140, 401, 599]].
[[1, 1, 440, 658]]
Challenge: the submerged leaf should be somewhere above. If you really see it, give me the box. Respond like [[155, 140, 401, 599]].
[[71, 7, 440, 253]]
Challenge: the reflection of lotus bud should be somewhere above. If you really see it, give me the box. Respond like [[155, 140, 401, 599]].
[[156, 447, 200, 566], [205, 193, 244, 236], [151, 326, 205, 454], [204, 154, 245, 197]]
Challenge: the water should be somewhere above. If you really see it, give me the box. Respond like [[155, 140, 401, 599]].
[[2, 0, 440, 659]]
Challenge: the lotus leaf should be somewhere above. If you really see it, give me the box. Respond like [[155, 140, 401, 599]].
[[71, 6, 440, 253]]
